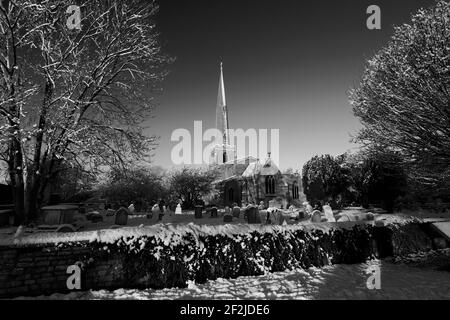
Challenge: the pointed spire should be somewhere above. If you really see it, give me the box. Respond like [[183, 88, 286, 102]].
[[217, 62, 226, 107], [216, 62, 229, 143], [213, 62, 232, 164]]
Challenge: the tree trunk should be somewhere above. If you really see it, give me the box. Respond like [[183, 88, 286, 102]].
[[25, 79, 52, 221], [9, 139, 25, 226], [25, 179, 40, 221]]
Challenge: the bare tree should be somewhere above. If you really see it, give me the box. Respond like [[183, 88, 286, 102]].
[[350, 1, 450, 190], [0, 0, 171, 224]]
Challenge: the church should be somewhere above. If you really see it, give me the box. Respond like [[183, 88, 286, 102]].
[[209, 63, 305, 208]]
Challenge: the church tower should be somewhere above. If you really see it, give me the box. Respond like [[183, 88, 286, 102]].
[[211, 62, 235, 164]]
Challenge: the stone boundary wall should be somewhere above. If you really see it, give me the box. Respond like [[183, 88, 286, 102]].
[[0, 220, 433, 298]]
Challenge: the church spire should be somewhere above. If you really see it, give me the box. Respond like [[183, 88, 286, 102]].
[[215, 62, 230, 161]]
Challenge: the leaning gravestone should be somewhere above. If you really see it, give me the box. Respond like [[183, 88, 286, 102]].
[[322, 205, 336, 222], [147, 207, 161, 225], [114, 207, 129, 225]]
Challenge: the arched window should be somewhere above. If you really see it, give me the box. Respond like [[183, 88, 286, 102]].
[[292, 181, 299, 199], [223, 152, 227, 164], [265, 176, 275, 194]]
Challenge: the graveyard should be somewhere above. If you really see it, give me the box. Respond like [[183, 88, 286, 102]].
[[0, 201, 449, 299]]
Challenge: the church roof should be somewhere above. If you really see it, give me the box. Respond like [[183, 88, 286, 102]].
[[242, 161, 262, 177], [259, 156, 281, 176], [242, 155, 281, 177]]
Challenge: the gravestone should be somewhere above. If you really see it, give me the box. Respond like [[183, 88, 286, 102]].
[[149, 204, 160, 218], [322, 205, 336, 222], [210, 207, 218, 218], [246, 207, 261, 224], [268, 200, 282, 209], [266, 208, 278, 224], [114, 207, 129, 225], [337, 214, 352, 222], [232, 206, 241, 218], [195, 205, 203, 219], [223, 206, 231, 217], [147, 208, 161, 224], [223, 213, 233, 223], [86, 211, 103, 223], [175, 204, 182, 215], [303, 202, 313, 216], [311, 210, 322, 223]]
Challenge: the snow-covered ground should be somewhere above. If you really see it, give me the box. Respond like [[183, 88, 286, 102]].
[[18, 258, 450, 300]]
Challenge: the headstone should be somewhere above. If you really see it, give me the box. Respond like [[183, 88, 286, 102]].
[[268, 200, 282, 209], [147, 206, 161, 224], [322, 205, 336, 222], [311, 210, 322, 223], [175, 204, 182, 215], [86, 212, 103, 223], [298, 210, 305, 219], [128, 204, 135, 214], [194, 205, 203, 219], [258, 201, 266, 210], [303, 202, 313, 214], [210, 207, 218, 218], [223, 213, 233, 223], [114, 207, 129, 225], [150, 204, 160, 217], [337, 214, 351, 222], [266, 208, 278, 224], [232, 206, 241, 218], [246, 206, 261, 224]]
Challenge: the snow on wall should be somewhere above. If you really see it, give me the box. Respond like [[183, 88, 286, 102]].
[[0, 220, 430, 299]]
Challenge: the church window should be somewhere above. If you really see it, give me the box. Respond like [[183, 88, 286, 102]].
[[292, 181, 299, 199], [265, 176, 275, 194]]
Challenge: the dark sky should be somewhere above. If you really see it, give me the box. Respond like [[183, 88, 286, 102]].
[[147, 0, 437, 170]]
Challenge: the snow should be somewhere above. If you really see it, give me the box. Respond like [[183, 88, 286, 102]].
[[18, 258, 450, 300], [0, 220, 344, 248]]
